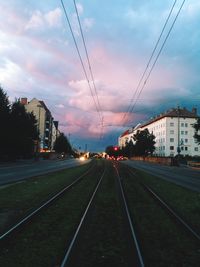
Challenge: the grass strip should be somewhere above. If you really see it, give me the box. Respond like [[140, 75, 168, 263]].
[[0, 160, 103, 267], [0, 161, 93, 233], [121, 165, 200, 267], [67, 160, 130, 267], [132, 167, 200, 232]]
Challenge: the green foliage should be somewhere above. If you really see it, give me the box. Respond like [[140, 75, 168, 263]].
[[133, 128, 156, 156], [0, 87, 38, 160], [105, 146, 120, 157], [10, 100, 39, 158], [121, 140, 135, 157], [193, 118, 200, 144], [0, 86, 11, 157], [53, 132, 72, 154], [121, 128, 156, 157]]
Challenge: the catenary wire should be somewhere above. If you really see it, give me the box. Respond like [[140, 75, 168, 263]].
[[126, 0, 186, 125], [60, 0, 103, 136], [73, 0, 104, 137], [121, 0, 186, 127], [121, 0, 177, 126]]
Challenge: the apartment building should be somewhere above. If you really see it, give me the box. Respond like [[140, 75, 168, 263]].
[[118, 124, 141, 148], [118, 107, 200, 157], [21, 97, 59, 151]]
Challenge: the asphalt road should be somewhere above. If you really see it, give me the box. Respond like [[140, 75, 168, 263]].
[[0, 158, 90, 186], [123, 160, 200, 192]]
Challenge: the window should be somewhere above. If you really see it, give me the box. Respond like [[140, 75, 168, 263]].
[[170, 138, 174, 142], [195, 147, 198, 152], [185, 139, 188, 143], [170, 146, 174, 150], [185, 123, 188, 127], [170, 122, 174, 127], [180, 138, 184, 145], [181, 123, 184, 127], [185, 131, 188, 135], [185, 147, 188, 151], [181, 147, 184, 151], [181, 131, 184, 135], [170, 130, 174, 134]]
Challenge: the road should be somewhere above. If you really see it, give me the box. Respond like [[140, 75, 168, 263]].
[[0, 158, 90, 186], [123, 160, 200, 192]]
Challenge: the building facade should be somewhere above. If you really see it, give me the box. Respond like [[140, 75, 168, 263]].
[[21, 97, 59, 152], [118, 107, 200, 157], [118, 124, 141, 148]]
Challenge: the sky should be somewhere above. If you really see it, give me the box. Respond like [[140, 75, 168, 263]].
[[0, 0, 200, 152]]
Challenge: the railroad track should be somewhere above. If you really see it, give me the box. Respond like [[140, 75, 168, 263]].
[[118, 163, 200, 266], [0, 160, 104, 266], [1, 160, 199, 266], [0, 161, 96, 241], [60, 160, 144, 267]]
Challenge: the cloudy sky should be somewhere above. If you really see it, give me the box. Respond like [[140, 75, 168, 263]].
[[0, 0, 200, 151]]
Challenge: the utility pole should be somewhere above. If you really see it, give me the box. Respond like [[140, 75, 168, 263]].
[[177, 106, 181, 157]]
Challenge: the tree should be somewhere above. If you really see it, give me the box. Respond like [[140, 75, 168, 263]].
[[193, 118, 200, 144], [54, 133, 72, 154], [10, 100, 39, 158], [105, 145, 120, 157], [132, 128, 155, 156], [0, 86, 11, 158], [122, 140, 135, 158]]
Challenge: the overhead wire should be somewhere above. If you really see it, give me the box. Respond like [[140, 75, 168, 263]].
[[121, 0, 177, 126], [60, 0, 103, 138], [72, 0, 104, 138], [122, 0, 186, 127], [127, 0, 186, 120]]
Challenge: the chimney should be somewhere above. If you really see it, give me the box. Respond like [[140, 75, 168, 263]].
[[192, 107, 197, 115], [21, 98, 28, 105]]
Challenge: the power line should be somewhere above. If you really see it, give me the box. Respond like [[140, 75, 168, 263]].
[[73, 0, 102, 115], [72, 0, 104, 134], [122, 0, 186, 127], [60, 0, 103, 132], [121, 0, 177, 126], [128, 0, 186, 121]]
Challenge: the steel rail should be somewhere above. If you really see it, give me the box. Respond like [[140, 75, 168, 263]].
[[113, 163, 145, 267], [127, 167, 200, 242], [0, 163, 95, 241], [142, 183, 200, 241], [60, 167, 106, 267]]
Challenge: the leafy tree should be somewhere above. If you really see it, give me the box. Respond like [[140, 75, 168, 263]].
[[105, 145, 120, 157], [121, 140, 135, 158], [193, 118, 200, 144], [132, 128, 155, 156], [54, 133, 72, 154], [0, 86, 11, 158], [10, 100, 39, 158]]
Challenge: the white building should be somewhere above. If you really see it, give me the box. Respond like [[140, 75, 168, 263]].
[[118, 124, 141, 148], [21, 97, 59, 152], [118, 107, 200, 157]]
